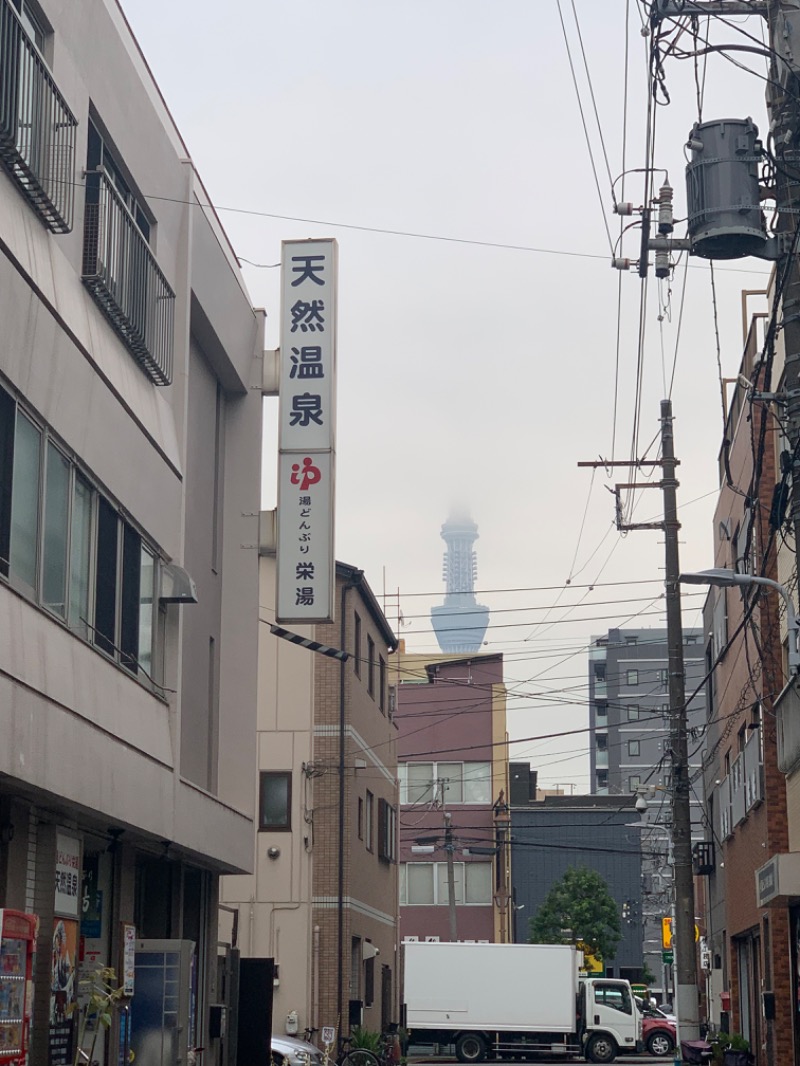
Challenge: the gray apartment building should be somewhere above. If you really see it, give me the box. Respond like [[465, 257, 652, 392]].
[[0, 3, 263, 1065], [509, 778, 644, 982], [588, 627, 707, 1001]]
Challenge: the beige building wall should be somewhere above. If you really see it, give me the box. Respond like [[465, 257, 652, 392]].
[[222, 559, 399, 1037]]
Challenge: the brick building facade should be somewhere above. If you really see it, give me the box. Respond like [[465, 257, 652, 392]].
[[700, 304, 794, 1066], [221, 561, 399, 1038]]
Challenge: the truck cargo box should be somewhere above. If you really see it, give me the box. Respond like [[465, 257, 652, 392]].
[[404, 941, 579, 1033]]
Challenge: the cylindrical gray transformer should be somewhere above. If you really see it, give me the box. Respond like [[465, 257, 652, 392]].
[[685, 117, 766, 259]]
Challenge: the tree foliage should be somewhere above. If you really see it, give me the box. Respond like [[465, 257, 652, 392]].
[[528, 865, 622, 962]]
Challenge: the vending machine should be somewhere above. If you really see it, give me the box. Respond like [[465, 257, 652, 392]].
[[0, 910, 37, 1066]]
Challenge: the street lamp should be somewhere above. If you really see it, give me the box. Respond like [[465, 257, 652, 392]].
[[679, 568, 800, 673]]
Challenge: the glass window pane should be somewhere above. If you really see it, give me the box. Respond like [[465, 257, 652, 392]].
[[120, 524, 141, 672], [42, 443, 70, 616], [407, 763, 434, 805], [259, 772, 291, 829], [399, 864, 407, 906], [437, 861, 464, 905], [69, 476, 92, 637], [466, 862, 492, 904], [94, 497, 118, 655], [9, 412, 41, 588], [439, 762, 463, 803], [463, 762, 491, 804], [407, 863, 434, 905], [138, 547, 154, 678], [0, 388, 15, 578]]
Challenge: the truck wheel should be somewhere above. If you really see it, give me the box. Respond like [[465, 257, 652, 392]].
[[586, 1034, 617, 1064], [456, 1034, 488, 1064], [646, 1031, 675, 1057]]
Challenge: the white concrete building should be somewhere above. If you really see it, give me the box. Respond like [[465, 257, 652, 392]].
[[0, 2, 263, 1065]]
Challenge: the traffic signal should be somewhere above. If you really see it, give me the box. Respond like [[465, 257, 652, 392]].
[[662, 917, 672, 949]]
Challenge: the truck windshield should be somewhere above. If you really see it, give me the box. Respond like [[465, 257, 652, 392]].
[[593, 983, 632, 1015]]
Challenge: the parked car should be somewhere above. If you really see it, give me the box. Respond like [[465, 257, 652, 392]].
[[272, 1035, 324, 1066], [642, 1015, 676, 1057]]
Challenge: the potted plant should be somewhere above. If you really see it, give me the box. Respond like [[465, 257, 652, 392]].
[[69, 965, 127, 1066], [710, 1032, 753, 1066]]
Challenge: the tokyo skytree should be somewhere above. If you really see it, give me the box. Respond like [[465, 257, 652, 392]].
[[430, 512, 490, 653]]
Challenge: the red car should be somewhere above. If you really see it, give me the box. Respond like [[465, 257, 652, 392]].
[[643, 1012, 676, 1057]]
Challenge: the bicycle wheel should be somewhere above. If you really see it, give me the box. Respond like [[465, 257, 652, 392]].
[[341, 1050, 379, 1066]]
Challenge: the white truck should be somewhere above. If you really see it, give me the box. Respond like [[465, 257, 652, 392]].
[[403, 941, 642, 1064]]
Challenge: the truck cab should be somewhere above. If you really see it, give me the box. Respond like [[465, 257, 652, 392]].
[[579, 979, 643, 1062]]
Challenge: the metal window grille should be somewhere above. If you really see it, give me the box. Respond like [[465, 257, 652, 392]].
[[82, 170, 174, 385], [0, 0, 76, 231]]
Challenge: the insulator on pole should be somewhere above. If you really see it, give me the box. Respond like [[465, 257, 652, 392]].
[[658, 182, 674, 234]]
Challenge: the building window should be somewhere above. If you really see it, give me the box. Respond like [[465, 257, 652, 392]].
[[259, 771, 292, 831], [399, 762, 491, 805], [0, 388, 159, 679], [658, 669, 669, 684], [365, 790, 374, 851], [368, 635, 375, 697], [628, 740, 641, 757], [626, 670, 639, 686], [629, 775, 641, 791], [388, 684, 397, 719], [379, 655, 386, 713], [354, 612, 361, 676], [596, 701, 608, 718], [399, 861, 492, 906], [377, 798, 397, 863], [358, 796, 364, 840], [82, 121, 175, 385], [364, 954, 375, 1007], [627, 704, 640, 721], [12, 0, 46, 52]]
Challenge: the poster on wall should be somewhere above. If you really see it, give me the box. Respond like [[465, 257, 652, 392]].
[[49, 918, 78, 1066]]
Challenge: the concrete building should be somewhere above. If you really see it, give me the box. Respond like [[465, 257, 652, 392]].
[[221, 560, 400, 1037], [588, 627, 707, 997], [509, 787, 644, 982], [698, 298, 795, 1066], [395, 652, 510, 944], [0, 2, 263, 1064], [430, 513, 490, 654]]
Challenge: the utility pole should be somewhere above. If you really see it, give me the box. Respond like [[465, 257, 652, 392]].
[[578, 399, 699, 1040], [444, 811, 458, 942], [660, 400, 699, 1042]]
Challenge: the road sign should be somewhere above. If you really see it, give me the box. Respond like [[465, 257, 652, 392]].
[[662, 950, 674, 964]]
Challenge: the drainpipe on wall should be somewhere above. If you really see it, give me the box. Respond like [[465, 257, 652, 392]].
[[338, 570, 363, 1032]]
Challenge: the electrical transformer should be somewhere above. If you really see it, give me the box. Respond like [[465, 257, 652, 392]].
[[685, 117, 767, 259]]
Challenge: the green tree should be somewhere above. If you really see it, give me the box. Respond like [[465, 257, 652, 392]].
[[528, 866, 622, 962]]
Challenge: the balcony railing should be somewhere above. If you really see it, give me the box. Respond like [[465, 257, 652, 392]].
[[82, 170, 174, 385], [0, 0, 77, 232]]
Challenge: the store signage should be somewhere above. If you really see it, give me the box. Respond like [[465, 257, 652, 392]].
[[276, 239, 337, 625], [54, 832, 81, 919], [755, 852, 800, 906], [121, 924, 136, 997]]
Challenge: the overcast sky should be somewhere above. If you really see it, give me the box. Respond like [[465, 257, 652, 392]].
[[121, 0, 774, 790]]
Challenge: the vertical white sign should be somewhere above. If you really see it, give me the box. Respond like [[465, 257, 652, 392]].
[[54, 831, 81, 918], [276, 239, 337, 624]]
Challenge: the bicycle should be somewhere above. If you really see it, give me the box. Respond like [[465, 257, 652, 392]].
[[318, 1033, 379, 1066]]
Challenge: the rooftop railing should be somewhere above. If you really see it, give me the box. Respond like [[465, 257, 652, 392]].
[[82, 170, 174, 385], [0, 0, 77, 232]]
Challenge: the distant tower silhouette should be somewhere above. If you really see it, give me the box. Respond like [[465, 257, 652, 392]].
[[430, 513, 490, 653]]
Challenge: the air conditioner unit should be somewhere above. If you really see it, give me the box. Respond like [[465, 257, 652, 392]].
[[424, 936, 440, 943], [403, 936, 419, 942]]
